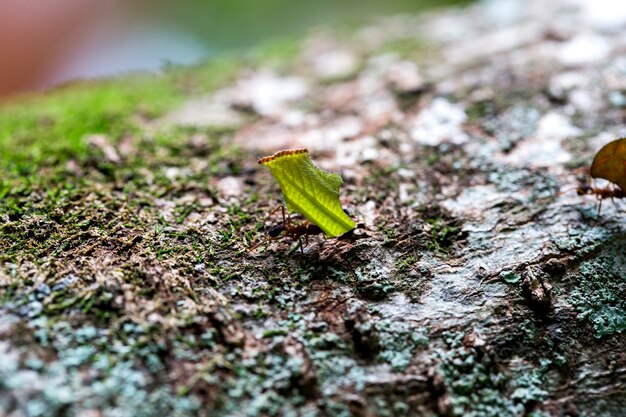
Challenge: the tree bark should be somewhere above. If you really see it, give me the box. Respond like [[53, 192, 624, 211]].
[[1, 0, 626, 416]]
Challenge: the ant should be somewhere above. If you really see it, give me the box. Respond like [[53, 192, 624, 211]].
[[248, 206, 324, 253], [576, 183, 626, 217]]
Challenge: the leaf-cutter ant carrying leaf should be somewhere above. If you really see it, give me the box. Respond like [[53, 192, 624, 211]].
[[248, 205, 324, 253], [577, 137, 626, 216], [258, 148, 355, 236], [251, 148, 355, 252], [590, 137, 626, 191]]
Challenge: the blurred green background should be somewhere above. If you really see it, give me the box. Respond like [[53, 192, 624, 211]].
[[163, 0, 471, 51], [0, 0, 473, 95]]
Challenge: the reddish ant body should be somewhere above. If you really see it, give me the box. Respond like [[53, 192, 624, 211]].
[[576, 184, 625, 199], [575, 137, 626, 217], [576, 183, 626, 217], [267, 221, 323, 242], [248, 206, 325, 253]]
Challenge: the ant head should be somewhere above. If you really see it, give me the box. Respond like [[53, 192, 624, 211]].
[[576, 184, 591, 195], [267, 224, 285, 238]]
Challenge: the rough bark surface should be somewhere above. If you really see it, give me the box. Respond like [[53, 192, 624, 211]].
[[1, 0, 626, 416]]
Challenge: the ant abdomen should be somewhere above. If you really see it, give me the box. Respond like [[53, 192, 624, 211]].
[[305, 224, 322, 236], [268, 224, 285, 238]]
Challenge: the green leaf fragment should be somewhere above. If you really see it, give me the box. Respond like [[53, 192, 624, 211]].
[[258, 148, 355, 237]]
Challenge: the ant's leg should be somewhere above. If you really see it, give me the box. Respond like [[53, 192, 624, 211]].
[[299, 237, 304, 254], [264, 205, 282, 224], [596, 196, 603, 218], [247, 236, 279, 254], [281, 206, 292, 228]]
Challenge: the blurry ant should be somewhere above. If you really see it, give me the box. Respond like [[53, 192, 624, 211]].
[[248, 206, 324, 253], [575, 182, 626, 217]]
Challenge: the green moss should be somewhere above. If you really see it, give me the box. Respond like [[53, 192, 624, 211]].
[[378, 37, 431, 60], [0, 78, 179, 166], [262, 329, 289, 338], [250, 37, 303, 64], [465, 99, 496, 121], [500, 270, 522, 284], [395, 254, 417, 272], [0, 57, 240, 170], [419, 204, 465, 255]]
